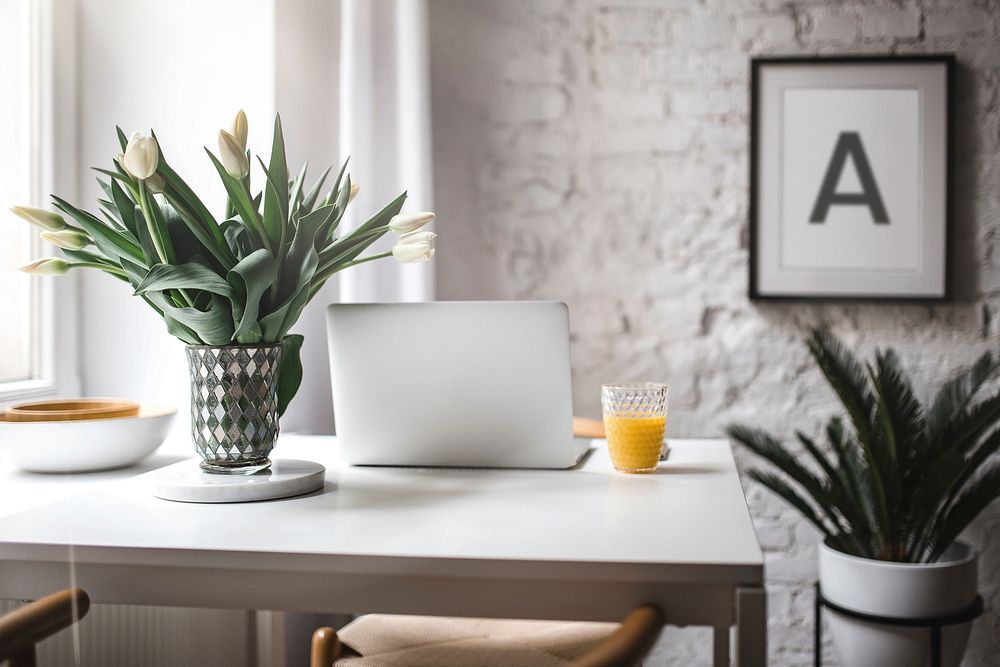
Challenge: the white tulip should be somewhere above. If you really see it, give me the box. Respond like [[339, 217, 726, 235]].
[[230, 109, 248, 149], [122, 132, 159, 180], [388, 211, 435, 234], [145, 172, 166, 194], [18, 257, 70, 275], [10, 206, 66, 231], [218, 130, 249, 179], [41, 229, 90, 251], [391, 231, 436, 263], [348, 182, 360, 203]]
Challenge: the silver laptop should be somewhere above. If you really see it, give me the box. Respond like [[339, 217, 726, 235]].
[[326, 301, 589, 468]]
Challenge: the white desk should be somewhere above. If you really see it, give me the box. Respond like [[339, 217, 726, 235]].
[[0, 436, 765, 666]]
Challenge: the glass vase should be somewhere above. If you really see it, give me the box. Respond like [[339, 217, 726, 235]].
[[185, 343, 281, 474]]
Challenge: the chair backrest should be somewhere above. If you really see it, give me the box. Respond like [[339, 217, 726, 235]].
[[311, 603, 664, 667], [570, 604, 665, 667], [0, 588, 91, 667]]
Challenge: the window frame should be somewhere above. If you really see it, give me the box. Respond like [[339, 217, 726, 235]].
[[0, 0, 79, 403]]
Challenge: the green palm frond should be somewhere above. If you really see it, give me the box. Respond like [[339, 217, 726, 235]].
[[936, 392, 1000, 457], [727, 425, 849, 534], [746, 470, 836, 539], [807, 330, 876, 442], [825, 419, 879, 553], [731, 329, 1000, 563], [871, 349, 926, 464], [927, 351, 999, 444], [928, 463, 1000, 562]]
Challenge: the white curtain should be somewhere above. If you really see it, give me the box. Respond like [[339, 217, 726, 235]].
[[339, 0, 435, 303]]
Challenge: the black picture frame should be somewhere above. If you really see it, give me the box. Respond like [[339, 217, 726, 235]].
[[748, 54, 955, 301]]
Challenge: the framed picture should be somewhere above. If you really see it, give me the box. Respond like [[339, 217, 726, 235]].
[[749, 55, 954, 300]]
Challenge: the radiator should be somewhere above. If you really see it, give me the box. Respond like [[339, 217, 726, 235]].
[[0, 601, 252, 667]]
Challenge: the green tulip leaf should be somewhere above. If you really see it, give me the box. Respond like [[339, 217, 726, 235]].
[[115, 126, 128, 151], [144, 291, 234, 345], [259, 201, 332, 341], [221, 219, 253, 259], [300, 164, 333, 214], [163, 315, 202, 345], [227, 248, 275, 342], [288, 162, 308, 220], [133, 206, 160, 265], [110, 179, 138, 236], [51, 195, 145, 265], [277, 334, 304, 416], [261, 114, 289, 248], [322, 158, 350, 208], [134, 261, 233, 299]]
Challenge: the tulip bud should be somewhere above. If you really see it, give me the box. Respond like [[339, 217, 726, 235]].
[[391, 231, 436, 263], [122, 132, 159, 180], [348, 182, 360, 203], [10, 206, 66, 231], [388, 211, 435, 234], [41, 229, 90, 251], [218, 130, 250, 179], [230, 109, 248, 149], [145, 172, 166, 194], [19, 257, 70, 276]]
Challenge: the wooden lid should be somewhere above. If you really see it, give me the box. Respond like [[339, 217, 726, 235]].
[[4, 398, 141, 423]]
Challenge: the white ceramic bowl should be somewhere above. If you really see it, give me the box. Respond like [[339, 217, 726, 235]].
[[0, 403, 176, 473]]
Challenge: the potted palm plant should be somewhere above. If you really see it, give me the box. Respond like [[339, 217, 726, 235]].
[[728, 330, 999, 667], [11, 111, 437, 474]]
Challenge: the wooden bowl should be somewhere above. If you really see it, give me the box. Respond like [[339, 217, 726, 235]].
[[4, 398, 140, 423]]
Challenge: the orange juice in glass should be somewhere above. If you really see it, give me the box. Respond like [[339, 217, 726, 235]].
[[601, 383, 667, 473]]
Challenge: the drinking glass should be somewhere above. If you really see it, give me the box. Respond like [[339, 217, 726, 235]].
[[601, 383, 668, 473]]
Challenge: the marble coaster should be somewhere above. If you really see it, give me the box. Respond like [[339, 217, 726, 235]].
[[153, 459, 326, 503]]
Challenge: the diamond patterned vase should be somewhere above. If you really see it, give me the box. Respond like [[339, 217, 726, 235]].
[[185, 343, 282, 474]]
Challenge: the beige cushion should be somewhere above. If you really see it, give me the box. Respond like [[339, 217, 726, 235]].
[[335, 614, 618, 667]]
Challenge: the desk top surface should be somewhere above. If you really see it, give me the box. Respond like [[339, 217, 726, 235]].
[[0, 436, 763, 584]]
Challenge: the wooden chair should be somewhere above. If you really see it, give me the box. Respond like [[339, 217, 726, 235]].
[[311, 604, 664, 667], [0, 588, 90, 667]]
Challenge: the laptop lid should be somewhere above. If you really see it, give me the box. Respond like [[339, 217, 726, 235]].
[[326, 301, 578, 468]]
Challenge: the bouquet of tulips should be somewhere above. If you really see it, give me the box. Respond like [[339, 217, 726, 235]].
[[12, 111, 436, 414]]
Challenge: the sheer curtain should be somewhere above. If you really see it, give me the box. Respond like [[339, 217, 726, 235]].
[[339, 0, 435, 303], [280, 0, 434, 435]]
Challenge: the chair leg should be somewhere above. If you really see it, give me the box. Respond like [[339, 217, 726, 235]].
[[311, 627, 343, 667], [9, 645, 37, 667]]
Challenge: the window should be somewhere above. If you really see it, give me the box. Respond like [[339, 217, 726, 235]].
[[0, 0, 41, 386], [0, 0, 75, 400]]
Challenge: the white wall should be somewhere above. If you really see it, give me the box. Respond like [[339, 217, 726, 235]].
[[77, 0, 276, 423]]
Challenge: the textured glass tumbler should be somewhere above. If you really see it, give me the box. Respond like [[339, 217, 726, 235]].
[[601, 383, 668, 473], [186, 343, 281, 475]]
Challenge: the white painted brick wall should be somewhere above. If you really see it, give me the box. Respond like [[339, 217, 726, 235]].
[[861, 8, 921, 40], [805, 10, 860, 44], [430, 0, 1000, 664]]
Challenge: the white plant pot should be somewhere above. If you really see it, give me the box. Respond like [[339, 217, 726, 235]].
[[818, 539, 978, 667]]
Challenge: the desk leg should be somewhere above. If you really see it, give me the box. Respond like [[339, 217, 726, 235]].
[[735, 586, 766, 666], [713, 626, 730, 667]]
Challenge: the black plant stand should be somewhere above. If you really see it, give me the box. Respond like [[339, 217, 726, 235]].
[[814, 584, 983, 667]]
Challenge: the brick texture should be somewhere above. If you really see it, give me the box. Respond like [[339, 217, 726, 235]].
[[430, 0, 1000, 664]]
